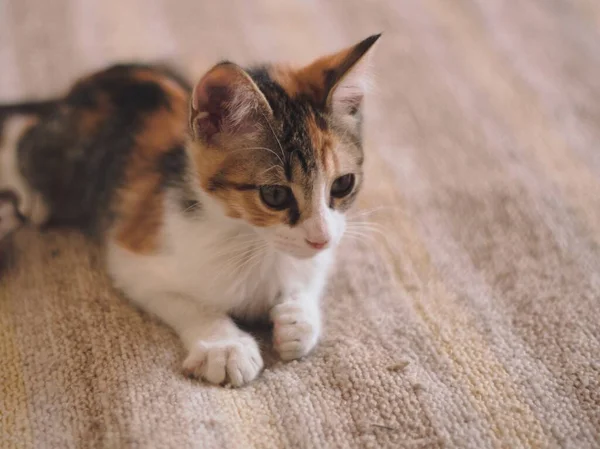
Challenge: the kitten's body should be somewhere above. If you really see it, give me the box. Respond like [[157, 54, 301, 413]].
[[0, 35, 379, 386]]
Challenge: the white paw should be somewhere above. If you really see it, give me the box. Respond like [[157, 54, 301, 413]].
[[271, 302, 320, 361], [182, 335, 263, 387]]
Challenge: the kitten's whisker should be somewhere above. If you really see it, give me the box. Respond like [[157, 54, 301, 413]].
[[347, 225, 389, 238], [347, 227, 389, 238], [221, 238, 268, 270], [347, 222, 389, 233], [210, 239, 259, 261], [344, 225, 392, 246], [348, 206, 399, 219], [244, 245, 267, 274], [352, 206, 429, 229], [259, 165, 284, 176], [209, 235, 259, 258], [220, 244, 263, 273], [347, 219, 389, 228], [209, 251, 255, 293], [230, 146, 284, 166], [344, 229, 382, 239], [260, 110, 286, 163], [183, 201, 203, 214], [234, 243, 267, 273], [210, 239, 264, 282], [344, 231, 384, 246], [343, 231, 381, 247], [228, 243, 268, 275]]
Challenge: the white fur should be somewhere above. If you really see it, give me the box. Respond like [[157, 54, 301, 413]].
[[331, 50, 374, 132], [0, 116, 49, 225], [107, 166, 340, 386]]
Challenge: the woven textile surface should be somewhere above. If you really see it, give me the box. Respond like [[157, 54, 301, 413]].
[[1, 1, 599, 448]]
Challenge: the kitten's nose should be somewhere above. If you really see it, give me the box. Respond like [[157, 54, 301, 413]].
[[305, 238, 329, 250]]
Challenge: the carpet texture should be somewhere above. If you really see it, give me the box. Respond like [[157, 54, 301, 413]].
[[1, 0, 600, 448]]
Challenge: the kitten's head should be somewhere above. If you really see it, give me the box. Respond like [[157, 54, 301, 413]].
[[188, 34, 380, 259]]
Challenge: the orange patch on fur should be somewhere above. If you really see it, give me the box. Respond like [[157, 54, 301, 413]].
[[270, 45, 357, 104], [271, 35, 377, 106], [113, 84, 189, 253], [132, 69, 189, 105], [296, 49, 351, 102], [114, 172, 164, 253], [77, 93, 111, 135], [305, 114, 340, 178], [233, 191, 282, 227], [268, 65, 303, 98], [268, 64, 326, 103], [305, 114, 327, 168], [322, 134, 339, 176], [78, 109, 106, 135], [188, 137, 285, 227]]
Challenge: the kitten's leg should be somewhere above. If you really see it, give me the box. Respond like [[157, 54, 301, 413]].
[[133, 293, 263, 386], [0, 116, 49, 226], [271, 280, 325, 361], [0, 190, 23, 241]]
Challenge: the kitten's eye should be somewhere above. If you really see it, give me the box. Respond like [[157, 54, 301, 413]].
[[259, 185, 292, 210], [331, 174, 355, 198]]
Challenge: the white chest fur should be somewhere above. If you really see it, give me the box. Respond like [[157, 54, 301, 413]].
[[107, 201, 333, 321]]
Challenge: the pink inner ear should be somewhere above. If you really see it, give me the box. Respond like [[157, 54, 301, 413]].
[[193, 112, 220, 142], [192, 82, 233, 142], [191, 64, 265, 143]]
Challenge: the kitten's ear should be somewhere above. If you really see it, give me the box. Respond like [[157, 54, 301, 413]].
[[190, 62, 272, 144], [297, 34, 381, 115]]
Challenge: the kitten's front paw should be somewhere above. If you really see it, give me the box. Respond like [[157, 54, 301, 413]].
[[271, 302, 320, 361], [182, 334, 263, 387]]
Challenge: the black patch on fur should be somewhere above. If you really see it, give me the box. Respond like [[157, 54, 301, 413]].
[[160, 145, 202, 215], [323, 69, 338, 102], [160, 145, 187, 186], [314, 112, 328, 131], [288, 199, 300, 226], [16, 64, 192, 235], [65, 85, 99, 108], [246, 67, 320, 186], [283, 161, 293, 182], [294, 149, 309, 174], [0, 100, 59, 116]]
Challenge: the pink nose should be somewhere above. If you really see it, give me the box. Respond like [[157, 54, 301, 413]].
[[305, 239, 329, 250]]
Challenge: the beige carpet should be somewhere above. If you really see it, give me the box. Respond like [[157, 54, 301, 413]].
[[2, 0, 600, 448]]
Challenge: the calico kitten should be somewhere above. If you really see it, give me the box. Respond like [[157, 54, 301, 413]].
[[0, 34, 380, 386]]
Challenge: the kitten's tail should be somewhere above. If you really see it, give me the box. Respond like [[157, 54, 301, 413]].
[[0, 99, 58, 116]]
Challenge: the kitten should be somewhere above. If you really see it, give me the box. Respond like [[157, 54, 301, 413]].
[[0, 34, 380, 386]]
